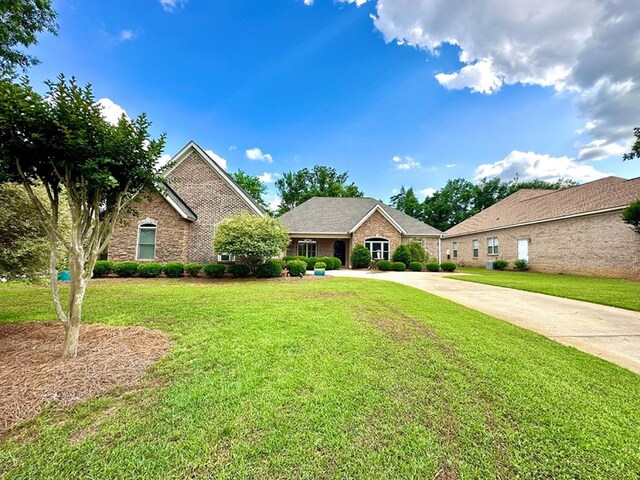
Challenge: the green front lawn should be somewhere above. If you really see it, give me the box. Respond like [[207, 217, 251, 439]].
[[446, 268, 640, 311], [1, 278, 639, 478]]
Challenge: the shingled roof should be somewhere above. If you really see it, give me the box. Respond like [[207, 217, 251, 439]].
[[279, 197, 443, 236], [446, 176, 640, 236]]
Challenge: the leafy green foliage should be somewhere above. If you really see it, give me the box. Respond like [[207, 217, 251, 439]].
[[316, 257, 336, 270], [407, 241, 428, 264], [376, 260, 392, 271], [113, 261, 139, 278], [426, 262, 440, 272], [440, 262, 457, 272], [213, 212, 290, 273], [390, 187, 422, 219], [163, 262, 185, 278], [350, 244, 371, 269], [391, 244, 412, 267], [622, 199, 640, 233], [255, 260, 283, 278], [184, 263, 202, 277], [493, 260, 509, 270], [390, 261, 406, 271], [623, 127, 640, 161], [227, 263, 250, 278], [0, 0, 57, 77], [314, 262, 326, 269], [137, 262, 162, 278], [409, 262, 422, 272], [92, 261, 114, 278], [203, 263, 226, 278], [514, 259, 529, 271], [231, 170, 268, 209], [285, 260, 306, 277], [331, 257, 342, 269], [275, 166, 363, 215]]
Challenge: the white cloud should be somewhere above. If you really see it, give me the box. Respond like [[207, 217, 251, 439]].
[[338, 0, 369, 6], [157, 154, 172, 167], [446, 163, 456, 168], [576, 139, 627, 161], [119, 30, 135, 41], [246, 147, 274, 163], [228, 145, 237, 151], [364, 0, 639, 149], [159, 0, 186, 12], [258, 172, 279, 183], [205, 149, 228, 170], [304, 0, 314, 5], [474, 150, 609, 183], [95, 98, 128, 125], [420, 187, 436, 198], [392, 155, 420, 170]]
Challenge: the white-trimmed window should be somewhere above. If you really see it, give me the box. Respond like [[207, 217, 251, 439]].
[[137, 224, 157, 260], [217, 253, 235, 262], [487, 237, 499, 255], [297, 239, 317, 257], [472, 240, 479, 258], [365, 237, 390, 261], [453, 242, 458, 258]]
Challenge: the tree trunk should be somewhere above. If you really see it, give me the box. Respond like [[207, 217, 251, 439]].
[[61, 251, 87, 359]]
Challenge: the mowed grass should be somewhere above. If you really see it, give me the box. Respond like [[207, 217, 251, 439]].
[[447, 267, 640, 312], [1, 277, 639, 479]]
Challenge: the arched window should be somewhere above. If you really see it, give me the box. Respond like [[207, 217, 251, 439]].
[[137, 223, 157, 260], [364, 237, 389, 260], [297, 239, 317, 258]]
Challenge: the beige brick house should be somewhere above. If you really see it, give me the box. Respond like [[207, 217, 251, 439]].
[[442, 176, 640, 279], [109, 141, 265, 263], [279, 197, 443, 266]]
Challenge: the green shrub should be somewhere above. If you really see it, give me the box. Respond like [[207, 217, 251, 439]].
[[351, 245, 371, 269], [390, 261, 406, 271], [285, 260, 306, 277], [377, 260, 392, 271], [409, 261, 422, 272], [283, 256, 308, 263], [227, 263, 250, 278], [330, 257, 342, 269], [440, 261, 457, 272], [137, 262, 162, 278], [113, 261, 139, 277], [256, 260, 283, 278], [93, 260, 114, 278], [314, 262, 326, 269], [514, 259, 529, 271], [426, 262, 440, 272], [493, 259, 508, 270], [316, 257, 335, 270], [305, 257, 317, 270], [203, 263, 226, 278], [407, 241, 428, 263], [184, 263, 202, 277], [392, 244, 412, 267], [163, 262, 185, 278]]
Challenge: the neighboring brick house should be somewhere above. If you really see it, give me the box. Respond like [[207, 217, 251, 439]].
[[109, 141, 265, 263], [442, 176, 640, 279], [279, 197, 443, 266]]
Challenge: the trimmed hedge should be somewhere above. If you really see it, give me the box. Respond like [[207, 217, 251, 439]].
[[514, 259, 529, 271], [390, 261, 406, 271], [377, 260, 392, 271], [93, 260, 114, 278], [113, 261, 139, 277], [282, 256, 342, 270], [256, 260, 283, 278], [285, 260, 306, 277], [163, 262, 185, 278], [331, 257, 342, 269], [315, 262, 326, 269], [316, 257, 335, 270], [203, 263, 226, 278], [137, 262, 162, 278], [426, 262, 440, 272], [493, 259, 508, 270], [185, 263, 203, 277], [227, 263, 250, 278], [391, 244, 412, 267], [408, 261, 422, 272], [351, 244, 371, 269], [440, 261, 457, 272]]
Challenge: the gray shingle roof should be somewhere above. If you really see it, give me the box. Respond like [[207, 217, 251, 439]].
[[279, 197, 443, 235]]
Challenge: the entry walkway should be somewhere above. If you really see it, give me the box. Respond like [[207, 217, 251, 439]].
[[327, 269, 640, 374]]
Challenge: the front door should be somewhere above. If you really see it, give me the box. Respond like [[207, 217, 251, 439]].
[[334, 240, 346, 267], [517, 239, 529, 262]]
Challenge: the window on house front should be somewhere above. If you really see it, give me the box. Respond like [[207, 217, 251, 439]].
[[137, 224, 156, 260], [297, 240, 317, 257], [365, 237, 390, 260], [472, 240, 479, 258], [217, 253, 235, 262], [453, 242, 458, 258], [487, 237, 499, 255]]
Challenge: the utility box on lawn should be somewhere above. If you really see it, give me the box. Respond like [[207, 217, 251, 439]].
[[486, 261, 494, 270]]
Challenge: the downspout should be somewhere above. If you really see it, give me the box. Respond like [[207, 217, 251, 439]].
[[438, 235, 442, 264]]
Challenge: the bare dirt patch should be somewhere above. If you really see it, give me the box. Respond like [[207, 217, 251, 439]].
[[0, 322, 170, 432]]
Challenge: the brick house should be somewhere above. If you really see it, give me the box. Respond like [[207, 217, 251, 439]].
[[442, 176, 640, 279], [109, 141, 265, 263], [279, 197, 443, 266]]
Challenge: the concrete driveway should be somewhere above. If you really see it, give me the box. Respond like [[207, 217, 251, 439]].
[[327, 269, 640, 375]]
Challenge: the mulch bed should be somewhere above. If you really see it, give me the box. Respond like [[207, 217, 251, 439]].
[[0, 322, 170, 432]]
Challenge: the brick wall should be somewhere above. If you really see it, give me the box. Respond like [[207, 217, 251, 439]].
[[401, 236, 440, 263], [442, 210, 640, 279], [287, 238, 350, 265], [109, 193, 191, 262], [166, 151, 256, 263], [351, 210, 403, 262]]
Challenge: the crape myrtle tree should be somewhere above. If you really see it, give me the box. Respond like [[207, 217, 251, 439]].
[[0, 75, 166, 358]]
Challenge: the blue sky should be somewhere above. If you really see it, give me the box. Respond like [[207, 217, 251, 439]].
[[27, 0, 639, 209]]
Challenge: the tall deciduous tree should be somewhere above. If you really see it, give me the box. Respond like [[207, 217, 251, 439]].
[[623, 127, 640, 161], [390, 186, 422, 220], [231, 170, 268, 209], [622, 199, 640, 234], [275, 165, 363, 215], [0, 75, 165, 357], [0, 0, 57, 77]]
